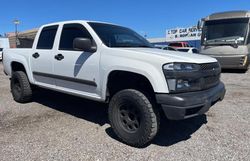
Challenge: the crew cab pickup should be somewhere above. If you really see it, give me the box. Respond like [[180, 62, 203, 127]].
[[3, 21, 226, 147]]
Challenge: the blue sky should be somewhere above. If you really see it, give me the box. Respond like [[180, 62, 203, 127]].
[[0, 0, 249, 38]]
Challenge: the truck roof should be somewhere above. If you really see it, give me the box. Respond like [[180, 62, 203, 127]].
[[205, 10, 250, 21], [41, 20, 118, 28]]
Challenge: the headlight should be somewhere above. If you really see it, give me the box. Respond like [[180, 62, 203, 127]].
[[163, 63, 201, 93], [163, 63, 200, 71], [166, 78, 200, 92]]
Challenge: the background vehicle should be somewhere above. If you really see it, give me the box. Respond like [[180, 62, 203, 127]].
[[168, 42, 191, 48], [163, 46, 199, 53], [0, 38, 10, 61], [176, 47, 199, 53], [3, 20, 225, 147], [163, 46, 177, 51], [198, 10, 250, 71]]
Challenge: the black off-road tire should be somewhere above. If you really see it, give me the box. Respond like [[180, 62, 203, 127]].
[[109, 89, 159, 147], [11, 71, 32, 103]]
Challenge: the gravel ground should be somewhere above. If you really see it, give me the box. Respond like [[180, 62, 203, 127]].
[[0, 62, 249, 161]]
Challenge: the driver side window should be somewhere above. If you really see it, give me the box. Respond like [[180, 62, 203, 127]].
[[59, 23, 93, 51]]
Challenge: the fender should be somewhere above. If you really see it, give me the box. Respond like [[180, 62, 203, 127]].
[[9, 53, 35, 84], [100, 62, 169, 100]]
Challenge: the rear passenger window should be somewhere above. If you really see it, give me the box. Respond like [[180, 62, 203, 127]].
[[37, 25, 58, 49], [59, 24, 93, 50]]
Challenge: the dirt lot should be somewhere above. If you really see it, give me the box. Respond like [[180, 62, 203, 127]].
[[0, 62, 249, 161]]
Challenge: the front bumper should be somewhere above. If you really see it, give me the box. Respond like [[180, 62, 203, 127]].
[[212, 54, 249, 70], [156, 82, 226, 120]]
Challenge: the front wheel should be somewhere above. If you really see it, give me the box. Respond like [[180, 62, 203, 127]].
[[11, 71, 32, 103], [108, 89, 159, 147]]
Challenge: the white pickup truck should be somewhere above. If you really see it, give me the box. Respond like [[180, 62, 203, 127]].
[[3, 20, 225, 147]]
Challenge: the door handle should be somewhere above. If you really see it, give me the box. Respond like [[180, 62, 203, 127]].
[[55, 54, 64, 61], [32, 53, 40, 59]]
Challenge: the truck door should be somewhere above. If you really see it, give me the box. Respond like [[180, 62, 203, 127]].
[[53, 23, 100, 97], [31, 25, 58, 87]]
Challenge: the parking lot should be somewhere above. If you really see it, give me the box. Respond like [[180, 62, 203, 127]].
[[0, 62, 249, 161]]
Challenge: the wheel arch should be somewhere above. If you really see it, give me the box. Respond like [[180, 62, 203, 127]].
[[10, 60, 34, 83], [102, 68, 168, 101]]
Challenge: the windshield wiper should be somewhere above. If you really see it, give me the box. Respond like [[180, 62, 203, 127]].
[[204, 41, 238, 48], [206, 36, 241, 43], [204, 36, 241, 48]]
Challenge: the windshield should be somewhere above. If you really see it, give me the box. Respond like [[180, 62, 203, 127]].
[[88, 22, 153, 48], [202, 18, 249, 45]]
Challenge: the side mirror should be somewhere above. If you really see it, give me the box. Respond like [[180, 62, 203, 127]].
[[197, 18, 204, 30], [73, 38, 97, 53]]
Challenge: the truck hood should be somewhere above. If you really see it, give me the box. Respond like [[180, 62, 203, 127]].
[[122, 48, 217, 64]]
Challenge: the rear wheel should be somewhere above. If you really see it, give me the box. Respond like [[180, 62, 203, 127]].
[[109, 89, 159, 147], [11, 71, 32, 103]]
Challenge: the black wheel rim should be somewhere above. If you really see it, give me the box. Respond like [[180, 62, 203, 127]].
[[118, 103, 141, 133]]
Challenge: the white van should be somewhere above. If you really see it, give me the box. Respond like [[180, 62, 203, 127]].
[[0, 38, 10, 61]]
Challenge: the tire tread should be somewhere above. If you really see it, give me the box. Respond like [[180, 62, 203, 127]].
[[11, 71, 32, 103], [109, 89, 159, 147]]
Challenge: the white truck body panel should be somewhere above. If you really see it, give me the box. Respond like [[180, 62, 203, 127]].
[[3, 20, 217, 102]]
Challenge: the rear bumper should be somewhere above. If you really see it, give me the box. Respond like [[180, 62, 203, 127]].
[[156, 82, 226, 120]]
